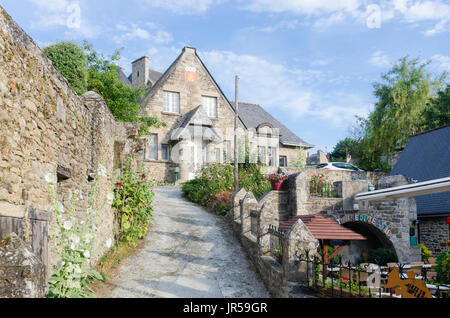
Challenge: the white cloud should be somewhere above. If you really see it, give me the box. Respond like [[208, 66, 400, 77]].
[[431, 54, 450, 72], [113, 23, 173, 44], [137, 0, 225, 15], [369, 50, 391, 68], [199, 50, 369, 127]]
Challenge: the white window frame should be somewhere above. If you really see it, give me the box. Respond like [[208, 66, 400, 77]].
[[163, 91, 180, 114], [258, 146, 266, 165], [202, 96, 218, 118], [268, 147, 277, 167], [148, 134, 158, 160], [161, 144, 171, 161]]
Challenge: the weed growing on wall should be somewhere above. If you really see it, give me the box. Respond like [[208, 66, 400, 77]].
[[45, 164, 110, 298], [112, 157, 155, 247]]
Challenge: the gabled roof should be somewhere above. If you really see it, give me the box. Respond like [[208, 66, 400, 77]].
[[170, 106, 222, 142], [229, 101, 314, 148], [390, 124, 450, 217], [279, 215, 366, 240], [116, 66, 132, 86]]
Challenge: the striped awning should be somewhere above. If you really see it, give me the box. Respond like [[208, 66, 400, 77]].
[[279, 214, 366, 241]]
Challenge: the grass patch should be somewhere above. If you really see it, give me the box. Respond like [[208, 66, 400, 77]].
[[88, 240, 146, 297]]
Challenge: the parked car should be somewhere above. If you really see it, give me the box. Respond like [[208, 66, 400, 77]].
[[316, 162, 363, 171]]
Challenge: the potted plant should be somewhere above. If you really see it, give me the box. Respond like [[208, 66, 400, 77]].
[[267, 173, 288, 191]]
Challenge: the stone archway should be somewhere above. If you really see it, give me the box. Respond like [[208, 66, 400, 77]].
[[339, 221, 396, 264]]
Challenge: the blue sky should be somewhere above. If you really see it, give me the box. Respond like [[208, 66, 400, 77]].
[[1, 0, 449, 155]]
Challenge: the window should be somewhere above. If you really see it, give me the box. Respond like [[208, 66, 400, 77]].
[[161, 144, 171, 161], [202, 96, 217, 118], [268, 147, 277, 167], [257, 146, 266, 165], [148, 134, 158, 160], [279, 156, 287, 167], [163, 91, 180, 113], [215, 148, 221, 163], [223, 141, 231, 162]]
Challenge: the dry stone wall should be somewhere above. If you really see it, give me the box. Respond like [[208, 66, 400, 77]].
[[0, 5, 144, 289]]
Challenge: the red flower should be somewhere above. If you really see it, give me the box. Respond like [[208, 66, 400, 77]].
[[341, 276, 349, 280], [141, 174, 146, 179], [115, 182, 122, 188]]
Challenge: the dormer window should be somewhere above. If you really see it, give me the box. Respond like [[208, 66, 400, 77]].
[[163, 91, 180, 114], [202, 96, 217, 118]]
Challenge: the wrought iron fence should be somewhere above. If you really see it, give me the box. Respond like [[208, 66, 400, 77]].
[[268, 225, 285, 263], [294, 251, 449, 298]]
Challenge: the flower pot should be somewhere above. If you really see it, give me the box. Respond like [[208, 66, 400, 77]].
[[271, 180, 285, 191]]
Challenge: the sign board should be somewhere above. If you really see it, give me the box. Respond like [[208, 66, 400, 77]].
[[385, 266, 433, 298], [185, 66, 197, 83]]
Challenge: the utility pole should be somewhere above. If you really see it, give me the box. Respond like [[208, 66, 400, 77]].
[[234, 75, 239, 191]]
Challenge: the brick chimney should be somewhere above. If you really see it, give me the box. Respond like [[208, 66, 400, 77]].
[[131, 56, 149, 88]]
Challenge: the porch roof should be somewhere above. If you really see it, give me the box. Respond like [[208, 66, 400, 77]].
[[279, 214, 366, 241]]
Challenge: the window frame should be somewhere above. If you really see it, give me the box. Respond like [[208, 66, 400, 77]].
[[162, 90, 180, 114], [202, 95, 218, 118], [148, 134, 158, 161], [279, 155, 287, 167], [161, 144, 171, 161]]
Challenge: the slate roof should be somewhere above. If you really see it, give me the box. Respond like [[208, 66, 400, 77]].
[[390, 124, 450, 217], [229, 101, 314, 148], [116, 67, 132, 86]]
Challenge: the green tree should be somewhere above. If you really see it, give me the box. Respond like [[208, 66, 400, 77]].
[[330, 137, 360, 162], [357, 57, 445, 171], [83, 42, 164, 134], [420, 84, 450, 130], [44, 41, 88, 95]]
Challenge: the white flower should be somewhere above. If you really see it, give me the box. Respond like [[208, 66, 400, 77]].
[[63, 220, 73, 230], [70, 242, 78, 250], [44, 173, 57, 184], [83, 250, 90, 258], [105, 238, 113, 248], [76, 190, 84, 201], [84, 233, 93, 243], [106, 192, 115, 205], [87, 208, 96, 217], [69, 233, 80, 245], [54, 202, 64, 213], [97, 164, 107, 177]]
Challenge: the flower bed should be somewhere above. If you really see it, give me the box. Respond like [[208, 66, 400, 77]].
[[309, 171, 334, 197]]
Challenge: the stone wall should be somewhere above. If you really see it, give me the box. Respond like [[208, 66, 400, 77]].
[[0, 5, 144, 292], [419, 216, 449, 256]]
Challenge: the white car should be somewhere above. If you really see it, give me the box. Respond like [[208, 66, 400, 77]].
[[315, 162, 363, 171]]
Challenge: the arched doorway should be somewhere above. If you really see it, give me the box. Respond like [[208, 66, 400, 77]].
[[339, 221, 396, 264]]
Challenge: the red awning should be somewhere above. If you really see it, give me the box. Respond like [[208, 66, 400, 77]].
[[279, 214, 366, 241]]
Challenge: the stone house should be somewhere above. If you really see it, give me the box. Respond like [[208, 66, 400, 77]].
[[390, 124, 450, 256], [117, 47, 314, 182], [306, 150, 329, 166]]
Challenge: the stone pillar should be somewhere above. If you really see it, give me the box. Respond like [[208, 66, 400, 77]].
[[290, 172, 309, 216], [342, 180, 368, 210], [0, 233, 46, 298], [258, 201, 279, 255], [240, 192, 257, 237], [178, 140, 190, 183], [282, 219, 319, 282]]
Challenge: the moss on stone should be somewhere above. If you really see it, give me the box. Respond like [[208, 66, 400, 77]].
[[0, 234, 11, 247]]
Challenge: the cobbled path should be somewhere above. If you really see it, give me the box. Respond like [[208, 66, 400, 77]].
[[108, 186, 269, 298]]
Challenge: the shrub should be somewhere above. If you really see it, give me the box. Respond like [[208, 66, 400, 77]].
[[112, 158, 155, 247], [419, 244, 432, 263], [435, 249, 450, 284], [181, 163, 272, 212], [44, 41, 88, 95], [368, 248, 398, 265]]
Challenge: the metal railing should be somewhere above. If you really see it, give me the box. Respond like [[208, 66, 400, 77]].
[[294, 251, 449, 298]]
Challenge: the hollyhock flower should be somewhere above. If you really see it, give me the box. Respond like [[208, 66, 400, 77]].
[[63, 220, 73, 230], [45, 173, 57, 184], [97, 164, 107, 177], [141, 174, 146, 179], [107, 192, 114, 205]]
